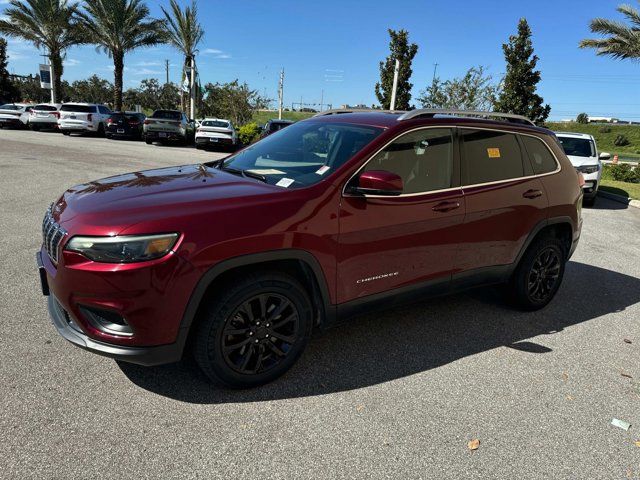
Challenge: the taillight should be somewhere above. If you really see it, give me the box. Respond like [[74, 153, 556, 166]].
[[52, 111, 60, 119], [87, 113, 93, 122], [577, 171, 585, 188], [144, 119, 151, 125], [107, 118, 114, 125]]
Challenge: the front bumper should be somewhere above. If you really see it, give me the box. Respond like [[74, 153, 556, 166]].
[[37, 251, 183, 366]]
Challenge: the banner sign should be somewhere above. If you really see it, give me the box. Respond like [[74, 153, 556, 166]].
[[39, 64, 52, 89]]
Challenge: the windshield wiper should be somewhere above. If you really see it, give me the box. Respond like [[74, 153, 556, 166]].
[[219, 165, 267, 183]]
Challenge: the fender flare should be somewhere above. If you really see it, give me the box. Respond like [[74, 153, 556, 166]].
[[174, 249, 335, 354]]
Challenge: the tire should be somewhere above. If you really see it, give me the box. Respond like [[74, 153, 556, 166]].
[[30, 125, 40, 132], [583, 196, 596, 207], [62, 131, 71, 136], [97, 123, 105, 137], [507, 234, 566, 311], [145, 138, 153, 145], [195, 272, 313, 388]]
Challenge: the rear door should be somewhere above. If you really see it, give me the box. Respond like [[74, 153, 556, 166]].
[[454, 128, 548, 277], [337, 127, 465, 303]]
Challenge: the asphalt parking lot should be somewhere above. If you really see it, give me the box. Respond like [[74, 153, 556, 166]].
[[0, 129, 638, 479]]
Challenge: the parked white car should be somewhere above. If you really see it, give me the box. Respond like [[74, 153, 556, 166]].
[[29, 104, 62, 131], [555, 132, 610, 206], [58, 103, 112, 136], [195, 118, 238, 150], [0, 103, 34, 128]]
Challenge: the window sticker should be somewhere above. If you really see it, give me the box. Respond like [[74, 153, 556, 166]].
[[276, 178, 295, 188], [487, 148, 501, 158], [315, 165, 331, 175], [246, 169, 285, 175]]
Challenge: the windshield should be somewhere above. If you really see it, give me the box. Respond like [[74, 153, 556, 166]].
[[202, 120, 229, 128], [558, 137, 596, 157], [219, 121, 383, 188], [152, 110, 182, 120], [60, 104, 96, 113]]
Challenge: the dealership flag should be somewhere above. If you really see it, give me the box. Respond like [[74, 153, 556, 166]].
[[39, 64, 52, 89]]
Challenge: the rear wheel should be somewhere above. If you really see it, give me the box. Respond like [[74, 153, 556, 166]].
[[195, 272, 313, 388], [507, 235, 566, 311], [97, 123, 105, 137]]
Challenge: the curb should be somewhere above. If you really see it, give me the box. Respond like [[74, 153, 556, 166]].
[[598, 190, 640, 209]]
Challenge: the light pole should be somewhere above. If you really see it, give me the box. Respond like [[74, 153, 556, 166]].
[[278, 68, 284, 120], [390, 58, 400, 110]]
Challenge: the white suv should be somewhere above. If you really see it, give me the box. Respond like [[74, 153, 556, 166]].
[[29, 104, 62, 131], [58, 103, 112, 136], [555, 132, 610, 206]]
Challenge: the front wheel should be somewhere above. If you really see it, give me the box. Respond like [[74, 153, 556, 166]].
[[507, 235, 566, 311], [195, 272, 313, 388]]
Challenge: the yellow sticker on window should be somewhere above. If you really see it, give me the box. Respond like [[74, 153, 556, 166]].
[[487, 148, 501, 158]]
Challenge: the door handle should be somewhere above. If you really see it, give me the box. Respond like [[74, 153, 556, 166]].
[[523, 189, 543, 199], [432, 201, 461, 213]]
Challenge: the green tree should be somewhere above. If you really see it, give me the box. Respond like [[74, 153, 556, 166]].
[[0, 0, 83, 102], [0, 37, 20, 103], [77, 0, 165, 111], [123, 78, 180, 111], [418, 66, 499, 111], [375, 29, 418, 110], [67, 75, 113, 104], [201, 80, 269, 126], [580, 2, 640, 60], [576, 113, 589, 124], [14, 75, 50, 102], [494, 18, 550, 125], [161, 0, 204, 118]]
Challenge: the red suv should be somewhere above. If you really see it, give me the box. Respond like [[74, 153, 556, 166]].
[[37, 109, 583, 388]]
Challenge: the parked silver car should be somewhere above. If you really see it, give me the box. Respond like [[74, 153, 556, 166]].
[[143, 110, 195, 145]]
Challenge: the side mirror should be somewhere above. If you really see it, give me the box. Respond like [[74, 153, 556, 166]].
[[351, 170, 403, 196], [599, 152, 611, 161]]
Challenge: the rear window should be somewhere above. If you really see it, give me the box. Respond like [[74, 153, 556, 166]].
[[60, 104, 96, 113], [126, 113, 144, 121], [521, 136, 558, 175], [202, 120, 229, 128], [461, 129, 524, 185], [269, 122, 291, 133], [34, 105, 58, 111], [152, 110, 182, 120]]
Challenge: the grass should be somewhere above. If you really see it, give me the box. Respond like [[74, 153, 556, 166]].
[[600, 180, 640, 200], [547, 122, 640, 161], [251, 110, 315, 126]]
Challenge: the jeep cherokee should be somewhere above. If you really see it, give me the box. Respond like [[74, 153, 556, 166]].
[[37, 109, 583, 388]]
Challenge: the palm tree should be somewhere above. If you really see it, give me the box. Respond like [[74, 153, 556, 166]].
[[76, 0, 165, 111], [161, 0, 204, 120], [0, 0, 83, 102], [580, 2, 640, 60]]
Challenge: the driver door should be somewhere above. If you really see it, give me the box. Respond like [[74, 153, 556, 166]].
[[336, 127, 465, 304]]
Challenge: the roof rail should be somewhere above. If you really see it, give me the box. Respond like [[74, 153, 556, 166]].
[[396, 109, 536, 126], [314, 108, 406, 117]]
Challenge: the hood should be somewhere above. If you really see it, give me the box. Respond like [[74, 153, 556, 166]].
[[52, 164, 280, 234], [566, 155, 598, 167]]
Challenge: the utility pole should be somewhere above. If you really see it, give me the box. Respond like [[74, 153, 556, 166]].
[[432, 62, 439, 84], [320, 89, 324, 112], [278, 68, 284, 120], [390, 58, 400, 110], [165, 59, 170, 85]]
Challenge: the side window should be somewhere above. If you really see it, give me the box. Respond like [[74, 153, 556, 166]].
[[364, 128, 453, 194], [521, 135, 558, 175], [461, 129, 524, 185], [98, 105, 108, 114]]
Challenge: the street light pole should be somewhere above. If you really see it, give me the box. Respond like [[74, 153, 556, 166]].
[[189, 56, 196, 120], [278, 68, 284, 120], [390, 58, 400, 110], [49, 56, 56, 104]]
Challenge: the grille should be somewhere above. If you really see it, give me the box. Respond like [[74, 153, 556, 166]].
[[42, 207, 67, 263]]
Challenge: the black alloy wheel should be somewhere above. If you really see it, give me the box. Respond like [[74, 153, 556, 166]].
[[527, 247, 561, 303]]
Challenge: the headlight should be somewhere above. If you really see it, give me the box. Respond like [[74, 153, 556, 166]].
[[577, 165, 599, 174], [65, 233, 179, 263]]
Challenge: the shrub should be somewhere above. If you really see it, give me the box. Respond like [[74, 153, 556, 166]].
[[614, 134, 631, 147], [599, 126, 612, 134], [237, 122, 262, 145], [605, 163, 640, 183]]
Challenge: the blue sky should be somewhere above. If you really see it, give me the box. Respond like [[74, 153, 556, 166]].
[[1, 0, 639, 120]]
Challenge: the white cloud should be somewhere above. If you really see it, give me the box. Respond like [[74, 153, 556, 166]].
[[64, 58, 81, 67], [215, 54, 231, 59], [202, 48, 223, 55], [134, 60, 162, 67], [132, 68, 162, 75]]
